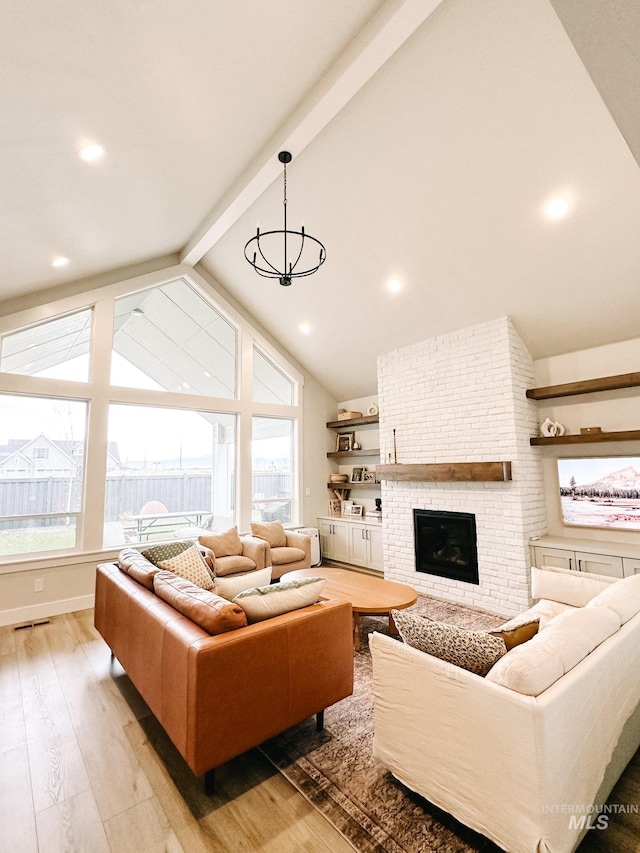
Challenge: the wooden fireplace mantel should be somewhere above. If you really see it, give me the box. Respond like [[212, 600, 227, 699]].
[[376, 461, 512, 482]]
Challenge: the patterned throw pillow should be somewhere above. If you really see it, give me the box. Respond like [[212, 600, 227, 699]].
[[142, 540, 193, 566], [157, 543, 214, 590], [392, 610, 507, 676], [233, 577, 325, 622]]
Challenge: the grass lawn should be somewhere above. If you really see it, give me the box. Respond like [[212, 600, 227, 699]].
[[0, 527, 76, 556]]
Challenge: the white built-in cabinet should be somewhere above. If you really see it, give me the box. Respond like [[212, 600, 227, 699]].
[[348, 522, 384, 572], [318, 519, 351, 563], [318, 516, 383, 572], [531, 536, 640, 578]]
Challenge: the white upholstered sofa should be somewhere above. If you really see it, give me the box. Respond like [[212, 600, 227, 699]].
[[371, 566, 640, 853]]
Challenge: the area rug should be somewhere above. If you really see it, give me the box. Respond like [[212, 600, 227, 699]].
[[260, 594, 506, 853]]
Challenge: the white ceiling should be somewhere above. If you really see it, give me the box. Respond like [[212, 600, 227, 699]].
[[2, 0, 640, 400]]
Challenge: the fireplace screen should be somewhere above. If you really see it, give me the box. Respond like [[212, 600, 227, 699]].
[[413, 509, 479, 584]]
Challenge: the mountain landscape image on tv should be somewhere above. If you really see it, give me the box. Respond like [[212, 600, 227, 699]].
[[557, 457, 640, 531]]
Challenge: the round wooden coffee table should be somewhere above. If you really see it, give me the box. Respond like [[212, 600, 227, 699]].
[[281, 566, 417, 650]]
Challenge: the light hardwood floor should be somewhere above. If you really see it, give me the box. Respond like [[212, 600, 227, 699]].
[[0, 610, 354, 853], [2, 610, 639, 852]]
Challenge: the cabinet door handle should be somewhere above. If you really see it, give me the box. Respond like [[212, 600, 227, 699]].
[[569, 557, 573, 571], [578, 559, 582, 572]]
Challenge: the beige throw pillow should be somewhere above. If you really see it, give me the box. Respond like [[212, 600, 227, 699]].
[[199, 526, 243, 557], [233, 577, 325, 622], [250, 520, 287, 548], [157, 543, 214, 590], [214, 567, 273, 601]]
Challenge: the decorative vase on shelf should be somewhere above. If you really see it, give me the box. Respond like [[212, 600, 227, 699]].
[[540, 418, 557, 437]]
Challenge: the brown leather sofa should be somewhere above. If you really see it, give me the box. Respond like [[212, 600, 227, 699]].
[[94, 561, 353, 792]]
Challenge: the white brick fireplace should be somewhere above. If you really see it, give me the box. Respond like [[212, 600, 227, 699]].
[[378, 317, 546, 616]]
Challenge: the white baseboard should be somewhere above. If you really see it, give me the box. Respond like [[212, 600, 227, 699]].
[[0, 594, 95, 629]]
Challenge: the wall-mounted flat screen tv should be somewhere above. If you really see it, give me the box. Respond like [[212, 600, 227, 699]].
[[557, 457, 640, 531]]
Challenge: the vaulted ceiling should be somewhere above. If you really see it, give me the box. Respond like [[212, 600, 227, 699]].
[[2, 0, 640, 399]]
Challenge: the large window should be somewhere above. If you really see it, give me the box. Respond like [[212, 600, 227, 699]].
[[112, 280, 237, 398], [252, 417, 294, 524], [0, 394, 87, 556], [0, 271, 301, 561], [0, 309, 91, 382], [105, 405, 236, 546]]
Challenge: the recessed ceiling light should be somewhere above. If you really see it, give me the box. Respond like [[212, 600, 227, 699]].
[[387, 278, 402, 293], [544, 197, 570, 221], [78, 143, 105, 162], [299, 323, 311, 334], [51, 256, 69, 268]]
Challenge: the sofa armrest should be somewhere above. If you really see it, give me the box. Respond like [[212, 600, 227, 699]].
[[240, 535, 269, 569], [285, 530, 312, 560]]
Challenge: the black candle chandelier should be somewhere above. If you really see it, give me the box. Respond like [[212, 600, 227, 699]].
[[244, 151, 326, 286]]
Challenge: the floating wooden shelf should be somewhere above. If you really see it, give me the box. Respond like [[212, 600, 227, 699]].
[[326, 415, 379, 429], [327, 448, 380, 459], [526, 372, 640, 400], [326, 481, 379, 489], [530, 430, 640, 446], [376, 462, 512, 482]]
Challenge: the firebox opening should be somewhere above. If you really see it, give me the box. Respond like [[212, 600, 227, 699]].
[[413, 509, 479, 584]]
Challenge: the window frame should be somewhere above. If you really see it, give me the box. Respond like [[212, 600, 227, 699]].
[[0, 266, 304, 566]]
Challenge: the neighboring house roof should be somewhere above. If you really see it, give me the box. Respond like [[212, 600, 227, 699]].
[[0, 436, 122, 469]]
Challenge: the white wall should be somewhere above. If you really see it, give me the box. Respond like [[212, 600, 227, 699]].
[[533, 335, 640, 545], [378, 317, 546, 616]]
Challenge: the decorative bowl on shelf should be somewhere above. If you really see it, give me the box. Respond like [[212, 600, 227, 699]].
[[329, 474, 349, 483]]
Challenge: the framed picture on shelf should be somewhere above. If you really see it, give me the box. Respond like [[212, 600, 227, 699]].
[[342, 500, 354, 515], [363, 470, 376, 483], [348, 505, 363, 516], [336, 432, 354, 452], [351, 466, 365, 482], [328, 498, 342, 516]]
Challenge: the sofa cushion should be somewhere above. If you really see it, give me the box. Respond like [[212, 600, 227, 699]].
[[214, 567, 273, 601], [271, 546, 306, 566], [489, 618, 539, 650], [392, 610, 507, 676], [141, 540, 193, 566], [531, 565, 617, 607], [213, 554, 258, 577], [586, 572, 640, 624], [153, 571, 247, 634], [498, 599, 576, 631], [117, 548, 160, 591], [157, 543, 214, 590], [199, 526, 243, 558], [250, 520, 287, 548], [486, 606, 621, 696], [233, 577, 325, 623]]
